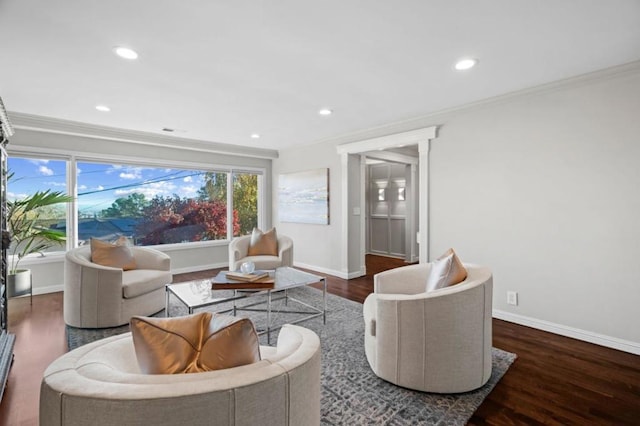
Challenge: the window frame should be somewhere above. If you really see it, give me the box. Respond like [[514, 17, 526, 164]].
[[7, 148, 266, 265]]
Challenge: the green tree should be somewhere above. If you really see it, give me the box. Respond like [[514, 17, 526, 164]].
[[100, 193, 149, 218], [197, 172, 227, 202], [233, 173, 258, 235], [199, 172, 258, 236]]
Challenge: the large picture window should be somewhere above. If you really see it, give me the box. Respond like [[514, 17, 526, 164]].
[[7, 155, 263, 253]]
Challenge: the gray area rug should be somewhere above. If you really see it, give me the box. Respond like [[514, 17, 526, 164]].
[[67, 286, 516, 425]]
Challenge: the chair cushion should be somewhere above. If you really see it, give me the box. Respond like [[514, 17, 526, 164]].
[[426, 248, 467, 292], [247, 227, 278, 256], [122, 269, 171, 298], [130, 312, 261, 374], [90, 237, 136, 270]]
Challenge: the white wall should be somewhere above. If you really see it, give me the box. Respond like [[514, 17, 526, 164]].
[[275, 63, 640, 353], [272, 142, 346, 277], [428, 66, 640, 351]]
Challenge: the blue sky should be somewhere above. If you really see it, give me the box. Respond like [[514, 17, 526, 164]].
[[8, 157, 208, 215]]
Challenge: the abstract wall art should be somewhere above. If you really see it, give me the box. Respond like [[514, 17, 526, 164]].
[[278, 168, 329, 224]]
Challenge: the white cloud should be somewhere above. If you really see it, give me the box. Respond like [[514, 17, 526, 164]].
[[7, 192, 28, 201], [96, 185, 104, 191], [183, 176, 193, 183], [114, 181, 177, 199], [118, 167, 143, 180], [47, 181, 67, 187], [78, 185, 88, 190], [29, 159, 49, 165], [39, 166, 54, 176], [180, 185, 198, 196]]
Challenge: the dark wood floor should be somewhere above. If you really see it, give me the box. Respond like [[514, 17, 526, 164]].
[[0, 255, 638, 425]]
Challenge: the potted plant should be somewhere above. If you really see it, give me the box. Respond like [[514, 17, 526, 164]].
[[6, 179, 73, 297]]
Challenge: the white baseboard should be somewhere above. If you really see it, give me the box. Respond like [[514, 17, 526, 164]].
[[493, 309, 640, 355], [33, 284, 64, 295], [293, 261, 360, 280], [170, 262, 228, 275]]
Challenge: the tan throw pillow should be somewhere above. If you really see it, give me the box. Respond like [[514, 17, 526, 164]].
[[90, 237, 136, 270], [425, 248, 468, 292], [130, 312, 261, 374], [247, 227, 278, 256]]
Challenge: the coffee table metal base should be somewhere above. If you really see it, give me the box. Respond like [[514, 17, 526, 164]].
[[165, 269, 326, 344]]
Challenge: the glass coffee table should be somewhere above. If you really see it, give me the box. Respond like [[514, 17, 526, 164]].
[[165, 267, 326, 343]]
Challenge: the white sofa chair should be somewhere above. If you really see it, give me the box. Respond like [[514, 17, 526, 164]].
[[363, 263, 493, 393], [64, 246, 172, 328], [228, 234, 293, 271], [40, 324, 321, 426]]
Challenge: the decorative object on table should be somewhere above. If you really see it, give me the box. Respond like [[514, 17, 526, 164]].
[[212, 270, 274, 289], [189, 279, 211, 300], [67, 285, 516, 425], [278, 168, 329, 224], [6, 173, 73, 298], [225, 270, 270, 283], [240, 260, 255, 274]]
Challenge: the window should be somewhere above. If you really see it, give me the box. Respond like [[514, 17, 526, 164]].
[[77, 162, 233, 246], [7, 155, 263, 251], [7, 156, 69, 256], [232, 172, 259, 236]]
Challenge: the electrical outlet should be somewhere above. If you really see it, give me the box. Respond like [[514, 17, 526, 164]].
[[507, 291, 518, 306]]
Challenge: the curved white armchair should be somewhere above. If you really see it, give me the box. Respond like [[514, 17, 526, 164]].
[[228, 234, 293, 271], [40, 324, 321, 426], [64, 246, 172, 328], [363, 263, 493, 393]]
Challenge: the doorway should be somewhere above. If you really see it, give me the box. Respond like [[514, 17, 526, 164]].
[[336, 126, 437, 278]]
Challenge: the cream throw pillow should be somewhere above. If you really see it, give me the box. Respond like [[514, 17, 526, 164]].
[[247, 227, 279, 256], [426, 248, 468, 292], [130, 312, 261, 374], [90, 237, 136, 270]]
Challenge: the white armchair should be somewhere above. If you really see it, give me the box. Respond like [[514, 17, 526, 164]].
[[228, 234, 293, 271], [64, 246, 172, 328], [363, 263, 493, 393]]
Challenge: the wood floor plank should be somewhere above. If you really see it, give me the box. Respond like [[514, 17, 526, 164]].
[[0, 255, 638, 425]]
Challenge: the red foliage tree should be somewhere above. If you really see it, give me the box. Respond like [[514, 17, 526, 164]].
[[136, 195, 239, 245]]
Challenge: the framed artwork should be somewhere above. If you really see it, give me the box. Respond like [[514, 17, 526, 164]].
[[278, 168, 329, 224]]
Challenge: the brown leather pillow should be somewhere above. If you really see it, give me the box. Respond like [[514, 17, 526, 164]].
[[130, 312, 261, 374], [247, 227, 278, 256], [90, 237, 136, 270], [425, 248, 468, 292]]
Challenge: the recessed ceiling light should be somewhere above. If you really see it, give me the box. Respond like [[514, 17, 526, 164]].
[[251, 133, 260, 139], [95, 105, 110, 112], [114, 46, 139, 60], [454, 58, 478, 71], [318, 108, 333, 116]]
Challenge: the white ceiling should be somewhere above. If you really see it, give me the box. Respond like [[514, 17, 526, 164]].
[[1, 0, 639, 151]]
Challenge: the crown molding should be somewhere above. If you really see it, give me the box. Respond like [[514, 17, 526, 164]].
[[8, 112, 279, 160], [317, 60, 640, 149]]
